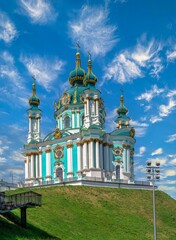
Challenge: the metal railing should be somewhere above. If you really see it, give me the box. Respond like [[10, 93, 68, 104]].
[[0, 191, 42, 212], [23, 177, 150, 188]]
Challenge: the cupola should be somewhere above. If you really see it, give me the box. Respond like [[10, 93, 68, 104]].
[[117, 95, 128, 116], [116, 95, 130, 128], [83, 58, 97, 86], [28, 82, 40, 107], [69, 52, 86, 86]]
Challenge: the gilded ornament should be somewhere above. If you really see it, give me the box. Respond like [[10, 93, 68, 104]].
[[61, 92, 71, 106], [130, 127, 135, 138], [54, 145, 64, 159], [73, 86, 77, 104], [113, 146, 123, 156], [54, 128, 62, 139]]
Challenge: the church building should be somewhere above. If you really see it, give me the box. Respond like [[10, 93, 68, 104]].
[[24, 51, 136, 185]]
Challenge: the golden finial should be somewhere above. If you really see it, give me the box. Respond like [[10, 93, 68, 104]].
[[73, 85, 78, 104]]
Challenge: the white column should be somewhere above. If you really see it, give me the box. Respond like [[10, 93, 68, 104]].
[[57, 118, 60, 129], [36, 154, 39, 178], [95, 99, 99, 117], [31, 154, 34, 178], [39, 148, 42, 178], [77, 110, 80, 128], [45, 146, 51, 178], [95, 140, 100, 168], [60, 115, 62, 130], [89, 140, 94, 169], [28, 157, 31, 178], [127, 148, 130, 173], [72, 111, 75, 128], [86, 97, 90, 116], [29, 117, 32, 132], [104, 143, 109, 171], [77, 138, 81, 172], [82, 141, 88, 169], [25, 157, 28, 179], [84, 101, 87, 116], [109, 145, 113, 172], [123, 148, 127, 172], [99, 142, 103, 169], [67, 140, 73, 177]]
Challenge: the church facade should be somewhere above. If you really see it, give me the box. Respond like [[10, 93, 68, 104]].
[[24, 51, 136, 185]]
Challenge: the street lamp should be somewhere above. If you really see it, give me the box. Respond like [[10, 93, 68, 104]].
[[146, 161, 160, 240]]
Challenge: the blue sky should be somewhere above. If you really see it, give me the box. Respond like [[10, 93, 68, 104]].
[[0, 0, 176, 199]]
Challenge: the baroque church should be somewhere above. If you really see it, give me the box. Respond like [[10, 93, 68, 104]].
[[24, 51, 136, 186]]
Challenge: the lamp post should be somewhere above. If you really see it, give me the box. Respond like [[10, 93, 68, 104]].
[[146, 161, 160, 240]]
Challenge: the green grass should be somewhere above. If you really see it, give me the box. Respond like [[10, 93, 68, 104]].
[[0, 186, 176, 240]]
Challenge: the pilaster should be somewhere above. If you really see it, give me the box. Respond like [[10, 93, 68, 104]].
[[45, 145, 51, 180], [67, 140, 73, 177]]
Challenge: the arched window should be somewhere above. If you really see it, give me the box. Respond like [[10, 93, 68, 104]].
[[116, 165, 120, 180], [81, 114, 84, 126], [56, 167, 63, 181], [64, 115, 70, 129]]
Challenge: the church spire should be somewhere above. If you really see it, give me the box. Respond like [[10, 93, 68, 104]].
[[83, 53, 97, 86], [28, 79, 40, 107], [69, 45, 86, 86], [27, 77, 42, 144], [115, 94, 130, 128]]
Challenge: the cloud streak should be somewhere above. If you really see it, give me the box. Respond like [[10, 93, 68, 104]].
[[0, 11, 17, 43], [20, 54, 65, 90], [103, 36, 163, 84], [19, 0, 58, 24], [68, 5, 118, 57]]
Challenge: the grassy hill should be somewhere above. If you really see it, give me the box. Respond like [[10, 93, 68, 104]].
[[0, 186, 176, 240]]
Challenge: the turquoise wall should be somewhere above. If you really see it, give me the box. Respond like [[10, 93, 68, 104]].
[[72, 144, 77, 176], [42, 151, 46, 180]]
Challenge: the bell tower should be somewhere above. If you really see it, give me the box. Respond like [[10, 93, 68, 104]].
[[27, 80, 42, 143]]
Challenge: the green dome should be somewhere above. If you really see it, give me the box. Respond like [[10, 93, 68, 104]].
[[117, 95, 128, 115], [69, 52, 86, 86], [83, 59, 97, 86], [29, 83, 40, 106]]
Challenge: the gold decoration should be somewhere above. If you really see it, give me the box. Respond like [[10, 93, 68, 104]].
[[61, 92, 71, 106], [73, 85, 77, 104], [130, 127, 135, 138], [54, 145, 64, 159], [45, 149, 51, 153], [66, 143, 73, 148], [113, 146, 123, 156], [79, 94, 84, 103], [54, 128, 62, 139]]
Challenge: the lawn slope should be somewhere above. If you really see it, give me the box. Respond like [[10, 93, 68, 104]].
[[0, 186, 176, 240]]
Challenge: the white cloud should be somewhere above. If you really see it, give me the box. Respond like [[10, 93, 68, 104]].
[[135, 146, 146, 157], [165, 169, 176, 177], [68, 5, 117, 57], [103, 36, 163, 84], [151, 148, 163, 156], [167, 89, 176, 97], [105, 108, 117, 132], [103, 51, 142, 84], [167, 45, 176, 62], [136, 85, 165, 102], [19, 0, 57, 24], [150, 116, 162, 124], [166, 134, 176, 143], [0, 11, 17, 43], [20, 55, 65, 90], [130, 120, 148, 137], [0, 51, 24, 89], [135, 164, 146, 173], [159, 98, 176, 117], [171, 158, 176, 164]]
